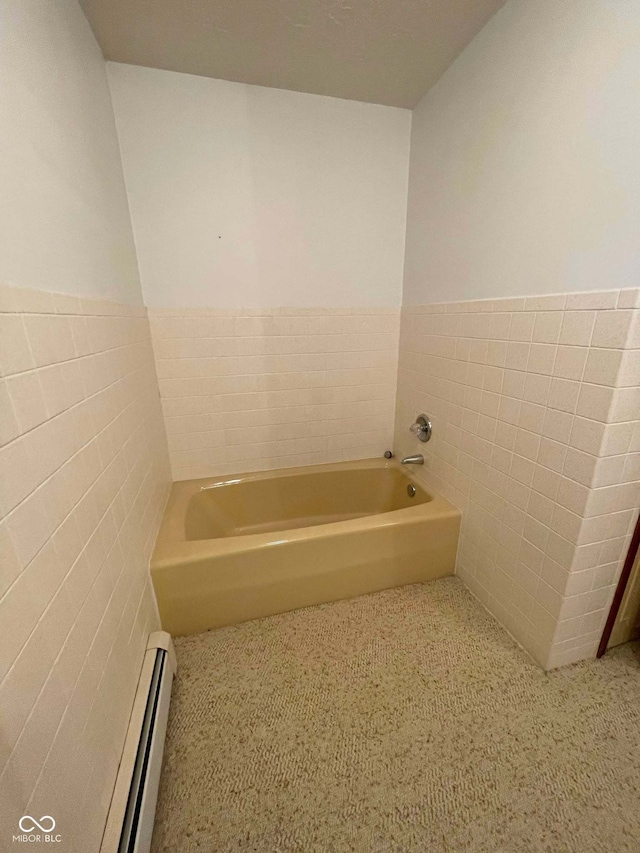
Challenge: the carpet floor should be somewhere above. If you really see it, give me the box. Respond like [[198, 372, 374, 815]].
[[151, 577, 640, 853]]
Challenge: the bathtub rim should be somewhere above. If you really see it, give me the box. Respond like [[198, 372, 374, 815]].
[[151, 457, 460, 570]]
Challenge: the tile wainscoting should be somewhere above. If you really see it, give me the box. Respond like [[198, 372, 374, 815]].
[[0, 286, 171, 851], [149, 308, 400, 481], [1, 277, 637, 853], [395, 290, 640, 669]]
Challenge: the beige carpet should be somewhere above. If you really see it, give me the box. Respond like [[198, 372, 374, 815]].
[[151, 578, 640, 852]]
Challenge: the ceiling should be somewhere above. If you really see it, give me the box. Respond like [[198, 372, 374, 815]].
[[80, 0, 506, 109]]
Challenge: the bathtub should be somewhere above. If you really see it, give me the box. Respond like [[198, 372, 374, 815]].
[[151, 458, 461, 636]]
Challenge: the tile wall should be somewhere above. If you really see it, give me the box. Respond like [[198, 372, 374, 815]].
[[148, 308, 400, 481], [2, 278, 636, 852], [0, 286, 171, 851], [394, 289, 640, 669]]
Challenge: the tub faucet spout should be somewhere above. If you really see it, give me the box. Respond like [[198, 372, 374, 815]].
[[401, 454, 424, 465]]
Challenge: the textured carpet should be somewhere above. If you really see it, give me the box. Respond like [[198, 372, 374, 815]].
[[151, 578, 640, 853]]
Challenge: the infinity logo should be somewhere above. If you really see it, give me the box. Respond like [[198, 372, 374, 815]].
[[19, 815, 56, 833]]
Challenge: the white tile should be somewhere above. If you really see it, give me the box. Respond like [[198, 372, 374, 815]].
[[502, 369, 525, 399], [592, 455, 626, 487], [584, 482, 640, 517], [525, 294, 567, 312], [509, 313, 535, 342], [583, 348, 623, 386], [519, 402, 546, 434], [564, 568, 595, 595], [556, 477, 590, 516], [575, 384, 615, 422], [505, 342, 531, 371], [510, 453, 535, 486], [553, 346, 588, 381], [527, 344, 557, 376], [617, 349, 640, 387], [609, 387, 640, 423], [600, 422, 635, 457], [528, 491, 555, 527], [0, 315, 34, 376], [621, 453, 640, 484], [547, 378, 580, 413], [395, 288, 638, 671], [558, 311, 596, 346], [21, 315, 59, 368], [532, 312, 563, 344], [497, 396, 521, 426], [578, 513, 632, 547], [565, 291, 619, 311], [569, 417, 605, 456], [0, 286, 170, 829], [591, 310, 634, 349], [0, 381, 19, 446], [626, 313, 640, 349], [617, 289, 640, 309], [542, 409, 574, 445], [563, 447, 598, 487], [523, 373, 551, 406], [537, 438, 568, 474], [514, 429, 540, 462], [6, 372, 49, 433]]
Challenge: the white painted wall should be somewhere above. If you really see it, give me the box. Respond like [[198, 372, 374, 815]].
[[0, 0, 142, 304], [107, 64, 411, 308], [403, 0, 640, 305]]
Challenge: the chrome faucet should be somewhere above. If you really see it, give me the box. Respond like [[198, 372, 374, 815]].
[[401, 454, 424, 465]]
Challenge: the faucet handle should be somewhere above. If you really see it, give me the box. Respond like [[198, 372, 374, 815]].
[[410, 414, 432, 442]]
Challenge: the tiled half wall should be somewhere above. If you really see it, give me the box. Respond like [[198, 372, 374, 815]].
[[0, 286, 171, 850], [395, 290, 640, 670], [149, 308, 400, 481]]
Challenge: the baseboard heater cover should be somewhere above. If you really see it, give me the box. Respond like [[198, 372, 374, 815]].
[[101, 631, 177, 853]]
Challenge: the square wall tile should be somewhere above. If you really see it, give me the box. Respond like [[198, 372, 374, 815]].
[[394, 288, 640, 671]]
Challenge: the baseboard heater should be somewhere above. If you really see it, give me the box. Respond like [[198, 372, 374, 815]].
[[101, 631, 177, 853]]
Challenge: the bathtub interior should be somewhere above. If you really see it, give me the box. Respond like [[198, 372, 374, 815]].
[[184, 465, 432, 540]]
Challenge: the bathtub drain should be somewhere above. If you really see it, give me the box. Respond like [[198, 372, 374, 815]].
[[407, 484, 416, 498]]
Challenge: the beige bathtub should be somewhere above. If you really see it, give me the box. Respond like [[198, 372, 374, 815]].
[[151, 458, 461, 635]]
